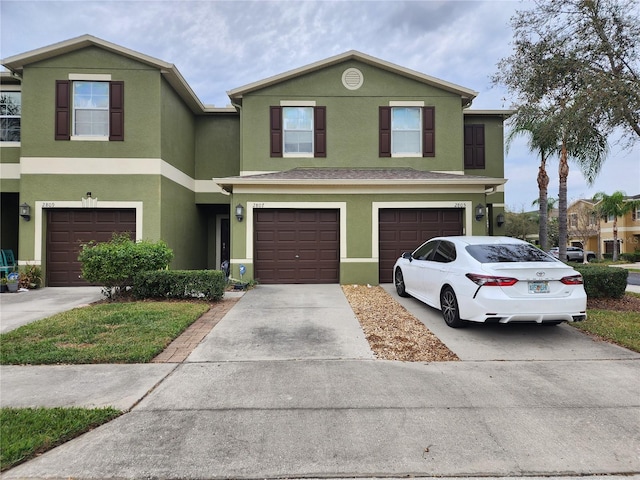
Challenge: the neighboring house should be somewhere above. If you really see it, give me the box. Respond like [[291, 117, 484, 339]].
[[1, 35, 511, 286], [567, 196, 640, 256]]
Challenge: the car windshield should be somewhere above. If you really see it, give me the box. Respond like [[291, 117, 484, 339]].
[[466, 244, 556, 263]]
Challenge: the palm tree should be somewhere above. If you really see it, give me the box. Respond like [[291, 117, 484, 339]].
[[506, 106, 559, 251], [554, 106, 608, 262], [592, 191, 640, 261]]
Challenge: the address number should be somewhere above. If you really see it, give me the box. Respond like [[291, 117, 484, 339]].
[[43, 202, 55, 208], [254, 203, 265, 208], [454, 203, 466, 208]]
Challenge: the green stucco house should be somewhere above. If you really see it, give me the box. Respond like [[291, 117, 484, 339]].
[[1, 35, 511, 286]]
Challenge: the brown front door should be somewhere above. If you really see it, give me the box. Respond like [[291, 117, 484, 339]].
[[378, 208, 463, 283], [46, 209, 136, 286], [254, 209, 339, 284]]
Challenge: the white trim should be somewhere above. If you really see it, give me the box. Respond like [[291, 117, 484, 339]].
[[68, 73, 112, 81], [282, 153, 314, 158], [232, 184, 487, 195], [70, 136, 108, 142], [0, 142, 21, 147], [342, 258, 376, 263], [389, 100, 425, 107], [371, 201, 473, 259], [391, 153, 422, 158], [18, 157, 217, 193], [18, 260, 42, 266], [0, 163, 20, 179], [33, 201, 143, 263], [280, 100, 316, 106], [0, 85, 21, 92], [246, 201, 347, 261], [240, 170, 279, 176]]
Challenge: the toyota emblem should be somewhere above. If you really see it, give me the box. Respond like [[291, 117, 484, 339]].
[[536, 271, 545, 277]]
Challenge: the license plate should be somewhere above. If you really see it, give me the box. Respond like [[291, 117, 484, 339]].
[[528, 281, 549, 294]]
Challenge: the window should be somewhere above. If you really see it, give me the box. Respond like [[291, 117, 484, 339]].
[[464, 124, 485, 169], [379, 106, 434, 157], [633, 207, 640, 222], [412, 240, 438, 261], [0, 91, 21, 142], [283, 107, 313, 154], [569, 213, 578, 228], [270, 105, 326, 157], [55, 80, 124, 141], [73, 82, 109, 136]]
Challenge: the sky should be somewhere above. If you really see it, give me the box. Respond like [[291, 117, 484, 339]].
[[1, 0, 638, 210]]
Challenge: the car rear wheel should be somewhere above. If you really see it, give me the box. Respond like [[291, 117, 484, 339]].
[[586, 254, 595, 262], [394, 268, 410, 297], [440, 286, 465, 328]]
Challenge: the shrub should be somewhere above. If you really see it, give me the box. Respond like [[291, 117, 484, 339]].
[[133, 270, 226, 301], [19, 264, 42, 289], [620, 252, 639, 263], [78, 233, 173, 299], [573, 264, 628, 299]]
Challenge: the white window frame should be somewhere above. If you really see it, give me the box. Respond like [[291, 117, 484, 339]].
[[281, 100, 315, 158], [0, 87, 21, 145], [69, 73, 111, 141], [389, 101, 424, 157]]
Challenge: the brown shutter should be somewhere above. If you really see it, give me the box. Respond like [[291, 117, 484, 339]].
[[55, 80, 70, 140], [379, 107, 391, 157], [270, 106, 282, 157], [423, 106, 435, 157], [109, 81, 124, 141], [314, 106, 326, 157], [464, 124, 485, 169]]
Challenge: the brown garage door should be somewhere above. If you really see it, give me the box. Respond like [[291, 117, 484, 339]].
[[254, 209, 339, 284], [379, 208, 462, 283], [47, 209, 136, 287]]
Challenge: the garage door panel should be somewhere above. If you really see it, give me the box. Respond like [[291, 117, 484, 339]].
[[379, 208, 462, 283], [254, 209, 339, 284], [47, 209, 135, 287]]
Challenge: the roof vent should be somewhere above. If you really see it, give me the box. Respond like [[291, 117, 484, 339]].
[[342, 68, 363, 90]]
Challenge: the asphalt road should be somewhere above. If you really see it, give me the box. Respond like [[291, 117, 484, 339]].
[[627, 272, 640, 285]]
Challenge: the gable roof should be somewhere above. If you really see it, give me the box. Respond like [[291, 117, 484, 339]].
[[1, 34, 234, 114], [227, 50, 478, 107]]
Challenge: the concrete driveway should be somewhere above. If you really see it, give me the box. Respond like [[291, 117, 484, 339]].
[[381, 284, 640, 361], [0, 286, 103, 333], [2, 284, 639, 480]]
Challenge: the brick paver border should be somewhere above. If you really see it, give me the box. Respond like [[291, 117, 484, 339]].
[[152, 296, 241, 363]]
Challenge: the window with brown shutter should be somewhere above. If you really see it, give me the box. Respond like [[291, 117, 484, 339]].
[[379, 106, 435, 157], [55, 80, 124, 141], [464, 124, 485, 169], [270, 105, 326, 157]]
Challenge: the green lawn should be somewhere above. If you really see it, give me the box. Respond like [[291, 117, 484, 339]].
[[0, 301, 210, 365], [0, 407, 121, 471], [573, 302, 640, 353]]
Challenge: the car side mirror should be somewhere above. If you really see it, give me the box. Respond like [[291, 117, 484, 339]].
[[402, 252, 413, 261]]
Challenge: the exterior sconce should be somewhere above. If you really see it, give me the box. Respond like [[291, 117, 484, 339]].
[[475, 203, 485, 221], [235, 204, 244, 222], [19, 202, 31, 221], [497, 213, 505, 227]]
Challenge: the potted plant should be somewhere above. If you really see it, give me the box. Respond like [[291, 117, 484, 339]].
[[0, 277, 7, 293], [6, 272, 19, 293]]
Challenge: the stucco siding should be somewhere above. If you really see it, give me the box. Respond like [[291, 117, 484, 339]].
[[161, 79, 195, 176]]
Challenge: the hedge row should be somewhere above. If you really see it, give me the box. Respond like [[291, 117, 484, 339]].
[[573, 264, 628, 299], [133, 270, 226, 302]]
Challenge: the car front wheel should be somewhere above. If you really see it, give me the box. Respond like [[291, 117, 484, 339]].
[[440, 286, 465, 328], [394, 268, 410, 297]]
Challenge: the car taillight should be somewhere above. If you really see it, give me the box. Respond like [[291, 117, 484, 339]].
[[560, 275, 583, 285], [466, 273, 518, 287]]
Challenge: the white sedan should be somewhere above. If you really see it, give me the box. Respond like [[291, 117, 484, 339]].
[[393, 236, 587, 328]]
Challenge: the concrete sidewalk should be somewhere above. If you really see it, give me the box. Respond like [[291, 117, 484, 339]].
[[1, 284, 639, 479]]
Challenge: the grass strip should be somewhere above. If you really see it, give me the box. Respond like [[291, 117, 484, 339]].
[[0, 407, 121, 471], [0, 301, 210, 364], [572, 309, 640, 353]]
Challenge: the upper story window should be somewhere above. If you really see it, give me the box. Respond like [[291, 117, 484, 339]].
[[379, 103, 434, 158], [270, 103, 326, 158], [55, 75, 124, 142], [0, 91, 21, 142], [283, 107, 313, 154], [634, 206, 640, 222], [73, 81, 109, 136]]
